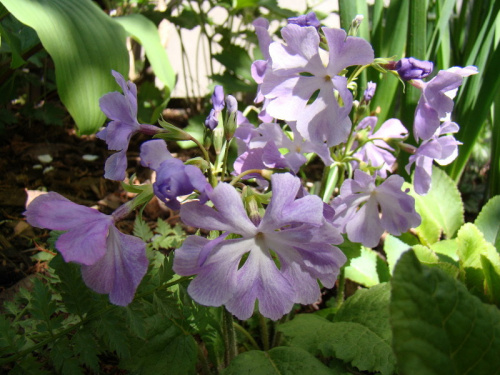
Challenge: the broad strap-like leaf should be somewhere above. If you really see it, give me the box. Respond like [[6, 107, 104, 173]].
[[0, 0, 129, 134]]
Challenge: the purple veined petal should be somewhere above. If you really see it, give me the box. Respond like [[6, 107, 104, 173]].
[[423, 70, 464, 116], [439, 121, 459, 135], [412, 154, 434, 195], [103, 149, 128, 181], [281, 261, 322, 305], [25, 192, 108, 231], [261, 141, 288, 169], [225, 242, 295, 320], [140, 139, 172, 171], [372, 118, 408, 140], [101, 119, 138, 151], [276, 24, 324, 71], [185, 238, 254, 309], [414, 100, 440, 141], [56, 221, 111, 266], [345, 197, 385, 248], [284, 152, 307, 173], [253, 18, 272, 60], [288, 12, 321, 28], [323, 28, 374, 76], [281, 195, 324, 226], [356, 116, 378, 131], [259, 173, 301, 228], [111, 70, 138, 116], [233, 148, 267, 176], [81, 226, 147, 306], [434, 135, 460, 165], [173, 236, 215, 276], [212, 85, 225, 111], [99, 92, 137, 129], [446, 65, 478, 77]]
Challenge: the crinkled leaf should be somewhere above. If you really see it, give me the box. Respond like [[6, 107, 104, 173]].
[[391, 250, 500, 374], [221, 347, 332, 375], [72, 330, 100, 372], [409, 166, 464, 245], [457, 223, 500, 298], [475, 195, 500, 251], [384, 234, 412, 274], [0, 0, 129, 134], [279, 284, 395, 375], [344, 246, 380, 287]]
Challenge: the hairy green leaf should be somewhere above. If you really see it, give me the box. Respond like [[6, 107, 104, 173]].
[[475, 195, 500, 251], [391, 250, 500, 374]]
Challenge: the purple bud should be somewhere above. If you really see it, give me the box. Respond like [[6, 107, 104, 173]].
[[212, 85, 225, 111], [396, 57, 434, 80], [287, 12, 321, 28], [226, 95, 238, 114], [363, 81, 377, 102]]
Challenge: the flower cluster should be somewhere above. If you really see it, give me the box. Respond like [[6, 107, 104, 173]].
[[24, 13, 476, 320]]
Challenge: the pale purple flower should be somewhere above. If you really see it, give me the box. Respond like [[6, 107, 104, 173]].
[[331, 170, 421, 248], [261, 24, 374, 147], [205, 85, 225, 130], [98, 70, 160, 181], [412, 65, 478, 141], [173, 173, 346, 320], [140, 140, 211, 210], [24, 192, 147, 306], [395, 57, 433, 81], [406, 121, 460, 195], [363, 81, 377, 102], [288, 12, 321, 28], [354, 117, 408, 178]]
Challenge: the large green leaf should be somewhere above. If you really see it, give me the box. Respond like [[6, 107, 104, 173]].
[[408, 166, 464, 245], [221, 347, 332, 375], [391, 250, 500, 374], [0, 0, 129, 134], [474, 195, 500, 251], [279, 284, 395, 375], [114, 14, 176, 95]]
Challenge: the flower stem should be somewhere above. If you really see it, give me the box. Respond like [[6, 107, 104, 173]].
[[233, 322, 260, 350], [258, 312, 270, 351], [321, 164, 341, 203], [222, 308, 237, 366]]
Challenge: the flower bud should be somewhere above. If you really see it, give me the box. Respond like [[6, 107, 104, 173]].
[[395, 57, 433, 80], [287, 12, 321, 28]]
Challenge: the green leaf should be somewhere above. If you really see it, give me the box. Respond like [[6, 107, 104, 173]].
[[279, 284, 395, 375], [384, 234, 412, 274], [72, 330, 100, 372], [0, 0, 129, 134], [457, 223, 500, 297], [480, 255, 500, 306], [221, 347, 332, 375], [114, 14, 176, 94], [391, 250, 500, 374], [122, 321, 197, 375], [474, 195, 500, 251], [29, 278, 56, 326], [409, 166, 464, 245], [344, 246, 380, 287]]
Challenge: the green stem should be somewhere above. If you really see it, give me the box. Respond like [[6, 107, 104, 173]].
[[220, 139, 232, 181], [189, 135, 216, 187], [222, 308, 237, 366], [229, 169, 267, 186], [335, 267, 346, 308], [233, 322, 260, 350], [0, 277, 190, 366], [197, 341, 213, 375], [321, 164, 341, 203], [259, 313, 270, 351]]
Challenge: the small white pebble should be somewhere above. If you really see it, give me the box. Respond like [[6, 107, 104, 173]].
[[82, 154, 99, 161], [37, 154, 53, 163], [43, 166, 54, 174], [33, 164, 43, 170]]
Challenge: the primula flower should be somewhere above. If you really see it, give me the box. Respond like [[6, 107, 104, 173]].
[[140, 140, 211, 210], [354, 117, 408, 178], [205, 85, 225, 130], [331, 170, 421, 248], [395, 57, 433, 81], [288, 12, 321, 28], [406, 121, 461, 195], [98, 70, 160, 181], [173, 173, 346, 320], [412, 65, 478, 141], [261, 24, 374, 147], [24, 192, 147, 306]]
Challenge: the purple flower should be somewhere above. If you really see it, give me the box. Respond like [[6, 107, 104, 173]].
[[288, 12, 321, 28], [331, 170, 421, 248], [98, 70, 160, 181], [395, 57, 433, 80], [205, 85, 225, 130], [363, 81, 377, 102], [261, 24, 374, 147], [412, 65, 478, 141], [173, 173, 346, 320], [140, 140, 211, 210], [406, 121, 461, 195], [354, 117, 408, 178], [24, 192, 147, 306]]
